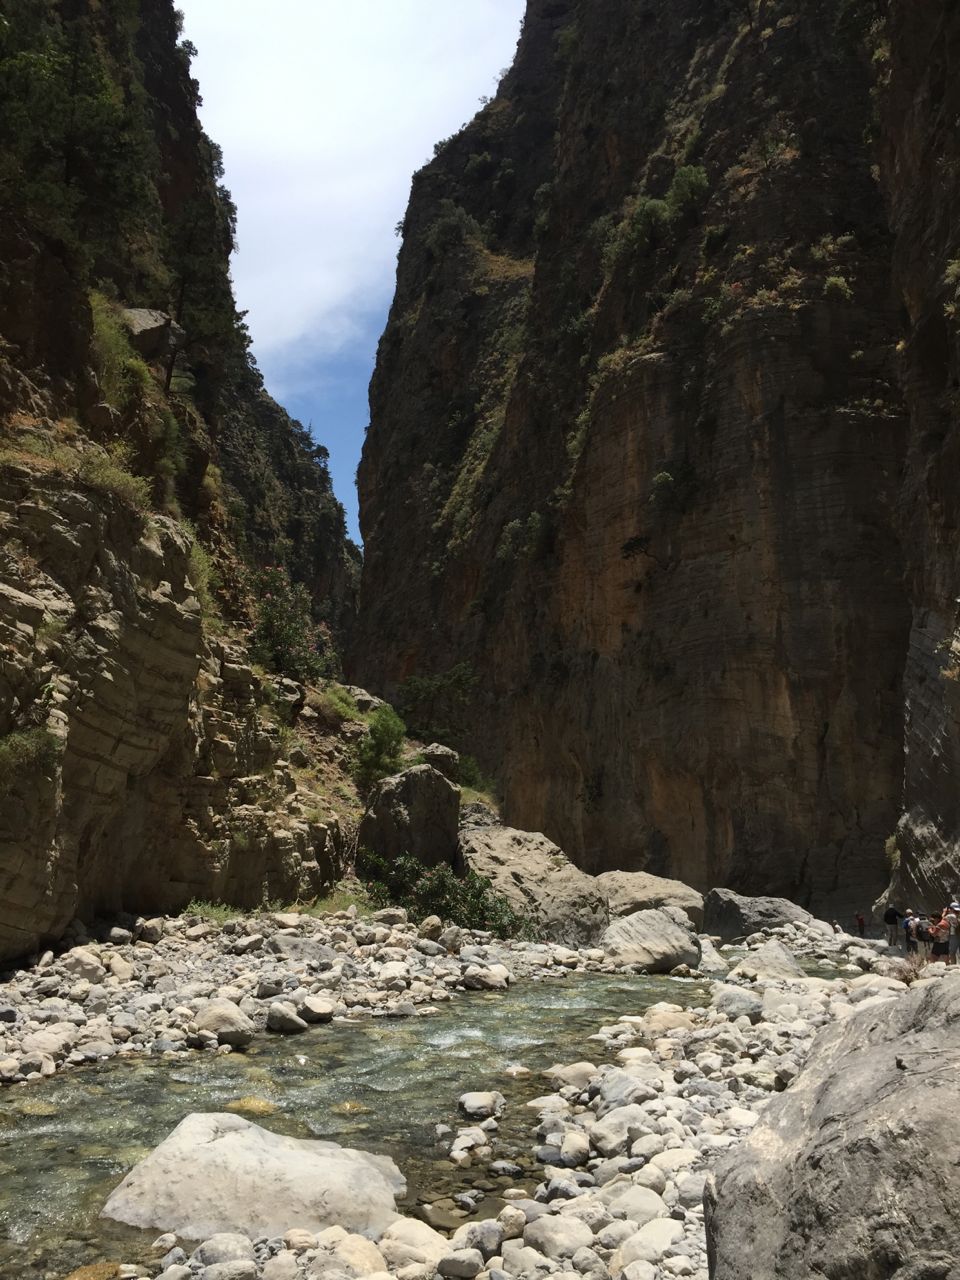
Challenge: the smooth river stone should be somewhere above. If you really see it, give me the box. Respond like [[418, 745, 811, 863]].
[[100, 1112, 404, 1241]]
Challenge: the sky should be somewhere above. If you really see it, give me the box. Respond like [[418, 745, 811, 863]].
[[178, 1, 527, 543]]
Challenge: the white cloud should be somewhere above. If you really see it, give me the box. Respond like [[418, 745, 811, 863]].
[[178, 0, 527, 362]]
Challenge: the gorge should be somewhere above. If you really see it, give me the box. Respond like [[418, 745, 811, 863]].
[[1, 0, 960, 1278]]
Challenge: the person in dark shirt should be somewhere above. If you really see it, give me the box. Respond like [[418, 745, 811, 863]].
[[882, 904, 901, 946]]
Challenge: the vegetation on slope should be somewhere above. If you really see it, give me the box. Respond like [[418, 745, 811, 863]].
[[0, 0, 357, 647]]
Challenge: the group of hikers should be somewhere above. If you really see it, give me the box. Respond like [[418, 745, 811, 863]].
[[880, 903, 960, 962], [828, 904, 960, 961]]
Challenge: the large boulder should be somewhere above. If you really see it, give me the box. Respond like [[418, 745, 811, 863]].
[[704, 974, 960, 1278], [458, 822, 609, 945], [358, 765, 461, 868], [728, 938, 805, 982], [101, 1112, 403, 1241], [120, 307, 185, 358], [702, 888, 815, 941], [594, 870, 704, 928], [194, 998, 256, 1049], [600, 907, 700, 972]]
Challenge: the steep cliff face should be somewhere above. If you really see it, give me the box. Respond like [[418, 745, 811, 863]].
[[881, 0, 960, 908], [355, 0, 912, 911], [0, 0, 359, 958], [0, 469, 345, 959]]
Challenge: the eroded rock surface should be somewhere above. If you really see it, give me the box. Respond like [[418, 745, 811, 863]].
[[595, 871, 704, 928], [0, 473, 346, 963], [358, 765, 462, 869], [600, 907, 700, 973], [705, 974, 960, 1279], [458, 819, 609, 945], [702, 889, 819, 943]]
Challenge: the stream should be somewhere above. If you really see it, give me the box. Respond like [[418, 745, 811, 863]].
[[0, 972, 710, 1278]]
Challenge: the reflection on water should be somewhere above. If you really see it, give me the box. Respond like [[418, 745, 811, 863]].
[[0, 972, 710, 1276]]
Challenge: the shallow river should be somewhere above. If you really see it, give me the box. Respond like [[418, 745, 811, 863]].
[[0, 972, 710, 1279]]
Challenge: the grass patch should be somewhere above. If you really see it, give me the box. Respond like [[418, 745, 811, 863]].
[[0, 433, 151, 512], [307, 682, 360, 728], [77, 442, 152, 510], [181, 524, 220, 624], [181, 899, 244, 925], [299, 886, 376, 918], [90, 291, 153, 409]]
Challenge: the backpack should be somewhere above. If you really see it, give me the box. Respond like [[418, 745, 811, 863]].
[[916, 920, 930, 942], [883, 907, 898, 924]]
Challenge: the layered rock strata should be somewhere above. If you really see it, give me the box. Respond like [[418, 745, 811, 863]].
[[0, 470, 343, 962]]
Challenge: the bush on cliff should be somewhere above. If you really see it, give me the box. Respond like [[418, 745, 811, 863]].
[[250, 565, 338, 684], [356, 849, 532, 938], [352, 705, 406, 796], [0, 729, 61, 798]]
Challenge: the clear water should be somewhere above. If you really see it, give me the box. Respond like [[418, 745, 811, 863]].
[[0, 973, 709, 1277]]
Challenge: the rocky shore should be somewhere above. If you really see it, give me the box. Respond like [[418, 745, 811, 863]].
[[0, 903, 639, 1086], [4, 891, 950, 1280]]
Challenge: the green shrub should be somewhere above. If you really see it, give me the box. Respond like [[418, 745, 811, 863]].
[[556, 22, 579, 60], [666, 165, 709, 220], [251, 564, 339, 684], [353, 705, 406, 796], [77, 442, 152, 511], [0, 729, 61, 797], [424, 200, 483, 257], [650, 461, 698, 514], [90, 291, 152, 409], [187, 537, 219, 622], [356, 850, 533, 939], [823, 275, 853, 301], [458, 754, 500, 809], [702, 223, 730, 256], [884, 834, 900, 871]]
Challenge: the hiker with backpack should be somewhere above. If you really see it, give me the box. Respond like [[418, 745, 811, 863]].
[[903, 909, 919, 954], [947, 903, 960, 965]]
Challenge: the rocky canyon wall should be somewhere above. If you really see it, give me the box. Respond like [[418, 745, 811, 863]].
[[355, 0, 959, 913], [0, 0, 358, 959], [881, 0, 960, 908]]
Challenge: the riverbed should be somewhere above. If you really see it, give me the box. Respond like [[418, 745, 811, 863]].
[[0, 972, 709, 1277]]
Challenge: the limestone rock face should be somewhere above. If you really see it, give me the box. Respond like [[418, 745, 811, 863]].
[[358, 765, 461, 868], [600, 907, 700, 973], [0, 472, 342, 963], [352, 0, 909, 915], [0, 1, 359, 961], [704, 974, 960, 1278], [595, 871, 703, 929], [702, 889, 817, 943], [101, 1112, 404, 1241], [458, 819, 609, 945], [876, 0, 960, 914]]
